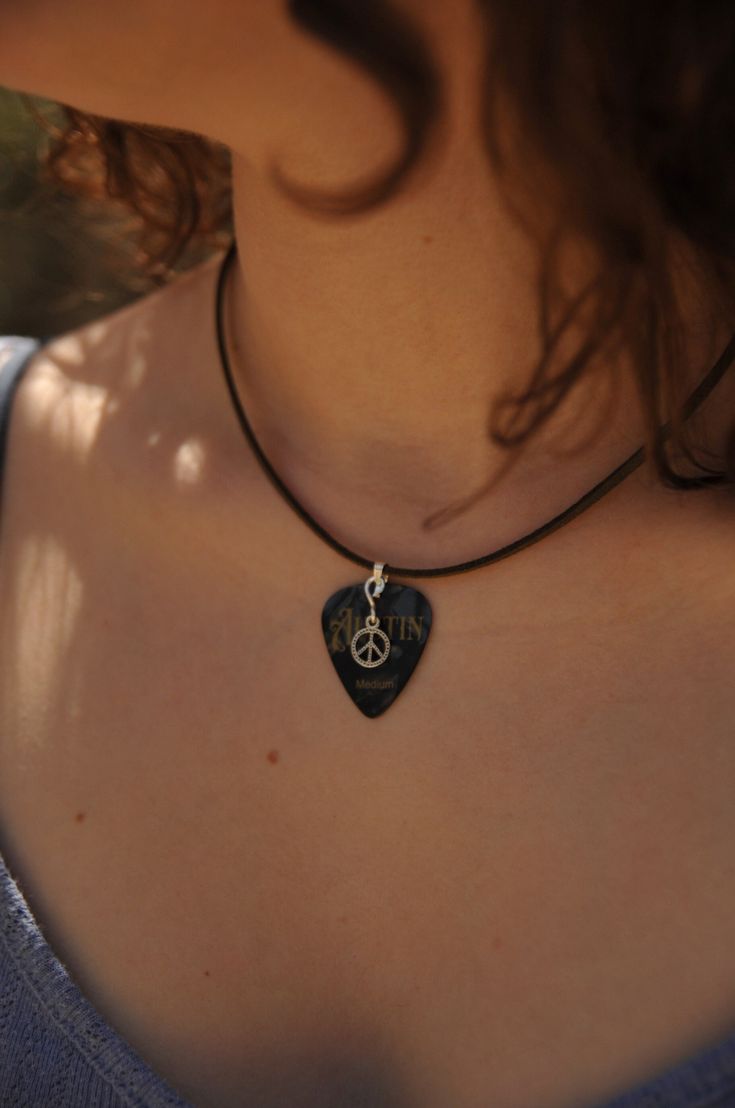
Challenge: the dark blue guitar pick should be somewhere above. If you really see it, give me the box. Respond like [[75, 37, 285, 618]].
[[321, 582, 432, 718]]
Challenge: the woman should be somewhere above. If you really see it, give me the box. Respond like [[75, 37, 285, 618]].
[[1, 2, 735, 1105]]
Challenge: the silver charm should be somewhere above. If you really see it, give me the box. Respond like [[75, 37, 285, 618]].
[[350, 562, 391, 669]]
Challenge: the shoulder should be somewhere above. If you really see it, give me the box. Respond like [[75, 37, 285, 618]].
[[0, 247, 247, 580], [5, 250, 225, 469]]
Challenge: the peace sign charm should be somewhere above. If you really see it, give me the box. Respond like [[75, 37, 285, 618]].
[[351, 619, 391, 668], [350, 565, 391, 669]]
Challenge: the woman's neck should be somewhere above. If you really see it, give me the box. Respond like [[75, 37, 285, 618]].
[[219, 142, 655, 565], [192, 0, 728, 570]]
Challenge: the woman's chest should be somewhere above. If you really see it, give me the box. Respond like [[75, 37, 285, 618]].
[[3, 561, 735, 1108]]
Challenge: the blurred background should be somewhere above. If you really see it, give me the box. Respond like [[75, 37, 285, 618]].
[[0, 86, 225, 341]]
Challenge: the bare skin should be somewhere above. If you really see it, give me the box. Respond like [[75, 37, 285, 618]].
[[1, 256, 735, 1108], [2, 2, 735, 1106]]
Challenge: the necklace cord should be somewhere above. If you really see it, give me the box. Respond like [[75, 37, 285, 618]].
[[214, 239, 735, 580]]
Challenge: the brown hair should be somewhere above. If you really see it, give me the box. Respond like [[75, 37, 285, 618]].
[[22, 0, 735, 516]]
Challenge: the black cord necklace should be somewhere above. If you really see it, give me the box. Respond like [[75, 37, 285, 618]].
[[214, 239, 735, 718]]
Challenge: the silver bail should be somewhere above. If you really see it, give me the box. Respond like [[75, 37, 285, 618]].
[[364, 562, 388, 624]]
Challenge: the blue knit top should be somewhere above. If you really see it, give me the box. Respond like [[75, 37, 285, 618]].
[[1, 335, 735, 1107]]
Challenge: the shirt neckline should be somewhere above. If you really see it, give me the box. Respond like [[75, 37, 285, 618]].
[[0, 843, 192, 1107]]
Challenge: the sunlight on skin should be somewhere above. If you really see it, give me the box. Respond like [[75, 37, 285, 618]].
[[123, 347, 147, 390], [13, 534, 84, 749], [1, 340, 213, 761], [19, 297, 225, 522], [86, 322, 108, 345], [173, 437, 208, 486], [2, 355, 104, 753], [20, 357, 109, 459], [41, 334, 87, 367]]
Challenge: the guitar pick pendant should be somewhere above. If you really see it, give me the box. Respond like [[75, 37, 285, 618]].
[[321, 563, 432, 718]]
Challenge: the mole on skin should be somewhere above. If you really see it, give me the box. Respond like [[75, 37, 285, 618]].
[[266, 750, 280, 764]]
